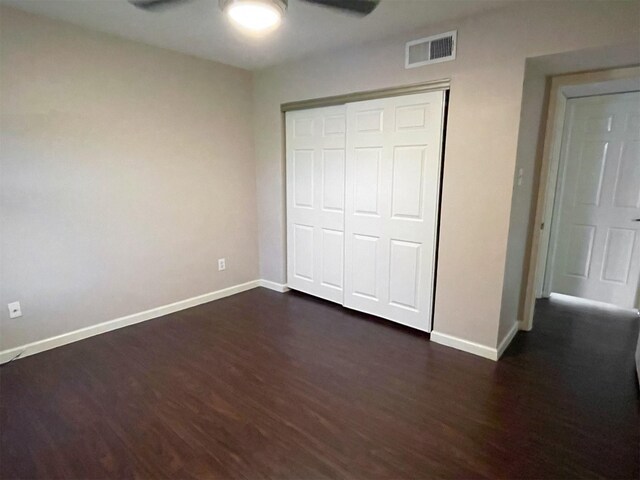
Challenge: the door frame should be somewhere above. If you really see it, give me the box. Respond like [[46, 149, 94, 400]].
[[281, 79, 451, 331], [521, 66, 640, 331]]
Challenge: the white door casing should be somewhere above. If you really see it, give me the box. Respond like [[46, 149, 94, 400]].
[[343, 91, 445, 331], [549, 92, 640, 308], [286, 105, 347, 303]]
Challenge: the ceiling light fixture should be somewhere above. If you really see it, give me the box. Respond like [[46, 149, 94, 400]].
[[220, 0, 287, 33]]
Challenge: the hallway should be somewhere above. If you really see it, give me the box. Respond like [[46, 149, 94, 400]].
[[502, 294, 639, 477]]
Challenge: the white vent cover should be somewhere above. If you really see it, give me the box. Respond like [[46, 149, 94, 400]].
[[405, 30, 457, 69]]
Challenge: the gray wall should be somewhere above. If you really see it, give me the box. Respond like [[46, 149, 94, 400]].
[[0, 8, 259, 350], [498, 63, 547, 341], [253, 0, 640, 350], [2, 1, 639, 356]]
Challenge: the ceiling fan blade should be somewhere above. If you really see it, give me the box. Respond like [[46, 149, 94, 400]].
[[129, 0, 191, 11], [299, 0, 380, 16]]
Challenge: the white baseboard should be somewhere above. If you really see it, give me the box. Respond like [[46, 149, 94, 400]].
[[431, 322, 520, 361], [0, 280, 261, 365], [497, 322, 519, 359], [430, 331, 498, 361], [518, 320, 532, 331], [259, 279, 290, 293]]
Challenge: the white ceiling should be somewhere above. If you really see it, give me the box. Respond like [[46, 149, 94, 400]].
[[2, 0, 514, 70]]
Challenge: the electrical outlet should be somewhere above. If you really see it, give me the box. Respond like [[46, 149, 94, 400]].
[[8, 301, 22, 319], [218, 258, 226, 271]]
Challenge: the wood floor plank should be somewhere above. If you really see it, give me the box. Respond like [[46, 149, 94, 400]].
[[1, 288, 638, 479]]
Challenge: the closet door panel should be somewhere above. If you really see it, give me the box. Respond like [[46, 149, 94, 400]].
[[286, 105, 346, 304], [344, 91, 445, 332]]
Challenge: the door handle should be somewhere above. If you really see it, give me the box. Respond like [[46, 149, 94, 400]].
[[634, 218, 640, 222]]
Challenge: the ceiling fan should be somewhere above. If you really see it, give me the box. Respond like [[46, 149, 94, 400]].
[[129, 0, 380, 32]]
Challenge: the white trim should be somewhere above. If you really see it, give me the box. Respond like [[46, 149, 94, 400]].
[[497, 322, 519, 359], [518, 319, 532, 332], [430, 331, 498, 361], [537, 89, 568, 298], [259, 279, 290, 293], [0, 280, 260, 365]]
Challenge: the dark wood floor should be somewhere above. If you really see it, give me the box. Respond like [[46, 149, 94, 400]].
[[1, 289, 638, 479]]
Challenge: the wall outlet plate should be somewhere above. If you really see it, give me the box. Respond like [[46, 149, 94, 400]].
[[218, 258, 226, 271], [8, 301, 22, 319]]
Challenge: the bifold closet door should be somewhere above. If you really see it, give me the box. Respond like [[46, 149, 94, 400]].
[[286, 105, 346, 303], [344, 91, 445, 332]]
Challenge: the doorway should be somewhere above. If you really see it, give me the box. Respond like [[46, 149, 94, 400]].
[[542, 91, 640, 309], [523, 67, 640, 331]]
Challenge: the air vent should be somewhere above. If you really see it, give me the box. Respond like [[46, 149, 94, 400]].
[[405, 30, 457, 69]]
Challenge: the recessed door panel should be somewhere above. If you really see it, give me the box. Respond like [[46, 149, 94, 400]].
[[391, 146, 426, 219], [293, 224, 314, 281], [601, 228, 635, 284], [395, 104, 428, 131], [585, 115, 613, 134], [323, 115, 346, 136], [613, 140, 640, 208], [294, 117, 314, 138], [574, 141, 608, 207], [293, 150, 314, 208], [354, 148, 381, 215], [352, 234, 378, 299], [322, 149, 345, 212], [564, 225, 595, 277], [389, 240, 421, 310], [321, 229, 344, 289], [355, 110, 384, 133]]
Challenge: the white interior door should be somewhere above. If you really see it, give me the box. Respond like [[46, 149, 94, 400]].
[[549, 92, 640, 308], [343, 91, 445, 331], [286, 105, 346, 303]]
